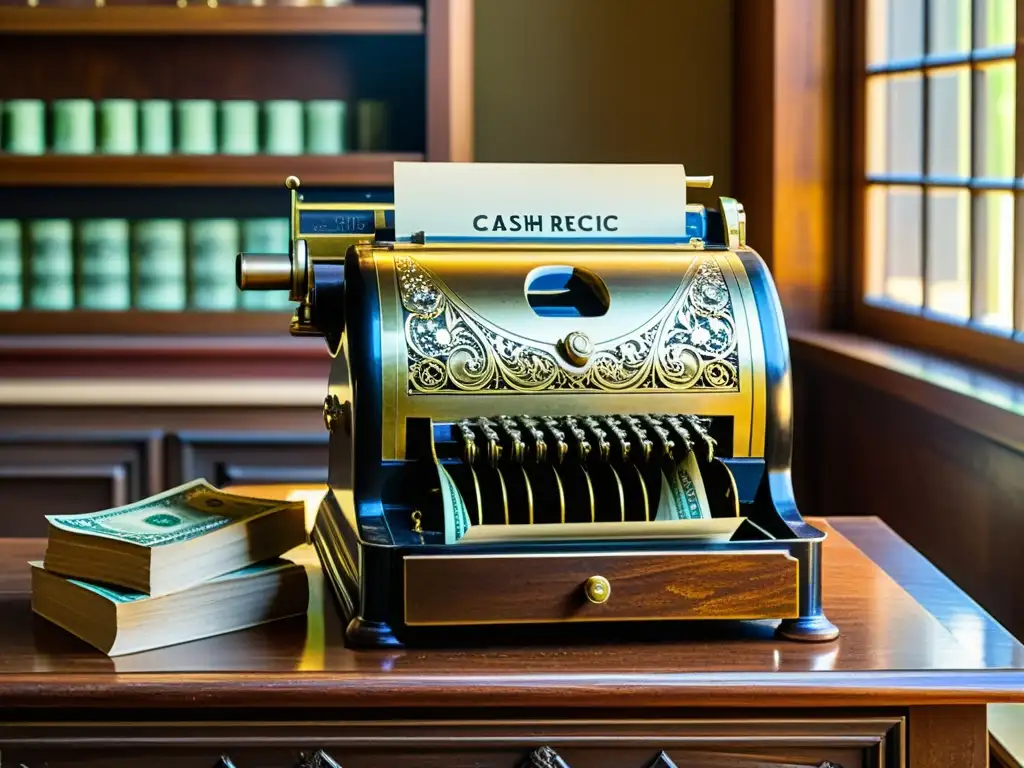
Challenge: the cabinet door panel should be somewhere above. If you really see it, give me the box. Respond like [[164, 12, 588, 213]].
[[167, 431, 328, 488], [0, 718, 904, 768], [0, 432, 162, 537]]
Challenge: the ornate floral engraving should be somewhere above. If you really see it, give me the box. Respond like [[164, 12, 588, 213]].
[[520, 746, 572, 768], [396, 254, 739, 394]]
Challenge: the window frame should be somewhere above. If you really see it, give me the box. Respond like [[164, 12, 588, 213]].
[[847, 0, 1024, 379]]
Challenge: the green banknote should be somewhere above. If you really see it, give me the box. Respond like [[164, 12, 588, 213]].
[[654, 451, 711, 521], [46, 479, 289, 548], [439, 463, 472, 544]]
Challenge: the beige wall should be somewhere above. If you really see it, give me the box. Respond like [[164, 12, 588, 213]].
[[473, 0, 735, 204]]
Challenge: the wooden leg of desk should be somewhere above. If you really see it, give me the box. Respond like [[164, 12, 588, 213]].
[[909, 706, 987, 768]]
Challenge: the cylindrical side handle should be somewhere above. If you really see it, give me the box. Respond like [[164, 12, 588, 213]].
[[236, 252, 292, 291]]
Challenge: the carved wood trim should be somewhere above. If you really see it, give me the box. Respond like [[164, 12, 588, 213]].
[[520, 746, 571, 768]]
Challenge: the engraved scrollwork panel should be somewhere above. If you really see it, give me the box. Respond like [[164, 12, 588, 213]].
[[519, 745, 572, 768], [211, 749, 343, 768], [396, 254, 740, 394]]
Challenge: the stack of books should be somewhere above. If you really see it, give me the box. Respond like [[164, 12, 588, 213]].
[[31, 479, 309, 657]]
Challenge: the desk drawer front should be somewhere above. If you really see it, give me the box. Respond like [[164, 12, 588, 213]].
[[0, 717, 902, 768], [403, 550, 800, 626]]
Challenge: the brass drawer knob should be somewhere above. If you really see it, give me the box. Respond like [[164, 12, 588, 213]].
[[584, 575, 611, 604]]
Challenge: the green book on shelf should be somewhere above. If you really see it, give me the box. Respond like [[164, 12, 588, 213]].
[[189, 219, 240, 310], [0, 220, 22, 311], [77, 219, 131, 311], [27, 219, 74, 311], [132, 220, 187, 311]]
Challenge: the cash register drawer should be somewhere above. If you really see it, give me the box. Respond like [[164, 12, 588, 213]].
[[403, 550, 800, 626]]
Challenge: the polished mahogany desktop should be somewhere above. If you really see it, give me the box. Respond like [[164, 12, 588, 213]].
[[0, 516, 1021, 768]]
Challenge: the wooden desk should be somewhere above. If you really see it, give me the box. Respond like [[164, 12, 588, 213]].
[[0, 517, 1022, 768]]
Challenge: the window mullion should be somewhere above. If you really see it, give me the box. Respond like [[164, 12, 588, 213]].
[[921, 0, 931, 314], [1014, 0, 1024, 335]]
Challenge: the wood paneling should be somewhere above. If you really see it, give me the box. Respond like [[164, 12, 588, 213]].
[[908, 706, 988, 768], [792, 348, 1024, 640], [0, 432, 162, 537], [167, 431, 328, 487]]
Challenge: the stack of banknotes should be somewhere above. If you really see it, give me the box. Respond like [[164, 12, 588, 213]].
[[31, 479, 309, 657]]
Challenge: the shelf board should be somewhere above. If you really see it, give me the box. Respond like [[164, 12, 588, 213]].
[[0, 310, 294, 335], [0, 3, 424, 35], [0, 152, 420, 187]]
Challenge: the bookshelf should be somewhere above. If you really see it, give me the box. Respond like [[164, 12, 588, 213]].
[[0, 0, 473, 371]]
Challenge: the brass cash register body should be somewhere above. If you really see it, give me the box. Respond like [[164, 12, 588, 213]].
[[237, 176, 838, 648]]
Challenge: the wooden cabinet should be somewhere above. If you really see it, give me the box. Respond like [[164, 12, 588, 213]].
[[0, 400, 326, 536], [0, 717, 903, 768], [0, 431, 163, 536], [167, 431, 327, 487]]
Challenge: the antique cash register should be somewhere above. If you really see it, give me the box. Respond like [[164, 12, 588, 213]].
[[236, 165, 838, 649]]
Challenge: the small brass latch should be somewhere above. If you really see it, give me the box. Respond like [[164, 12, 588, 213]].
[[561, 331, 593, 367], [584, 575, 611, 604]]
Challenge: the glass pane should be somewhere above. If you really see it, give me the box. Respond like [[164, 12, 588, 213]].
[[866, 185, 924, 308], [972, 191, 1015, 329], [866, 76, 888, 174], [891, 0, 926, 60], [869, 74, 924, 176], [927, 68, 971, 177], [926, 188, 971, 319], [929, 0, 971, 55], [974, 0, 1015, 48], [867, 0, 890, 65], [973, 62, 1016, 178]]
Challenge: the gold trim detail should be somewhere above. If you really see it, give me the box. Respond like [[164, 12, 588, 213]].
[[396, 254, 739, 394]]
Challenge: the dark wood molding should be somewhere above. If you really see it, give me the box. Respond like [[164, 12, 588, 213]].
[[791, 331, 1024, 455]]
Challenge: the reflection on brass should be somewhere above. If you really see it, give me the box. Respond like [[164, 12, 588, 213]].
[[322, 394, 347, 434], [410, 509, 423, 534], [398, 254, 739, 394], [584, 575, 611, 604], [630, 463, 650, 522]]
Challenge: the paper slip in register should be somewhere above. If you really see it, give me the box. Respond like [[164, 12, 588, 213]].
[[43, 479, 307, 596], [31, 558, 309, 657], [393, 161, 692, 241]]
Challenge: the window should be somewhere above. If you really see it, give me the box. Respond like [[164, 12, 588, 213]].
[[859, 0, 1022, 369]]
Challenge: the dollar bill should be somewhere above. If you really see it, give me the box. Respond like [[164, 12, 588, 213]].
[[654, 451, 711, 521], [46, 479, 291, 548], [438, 463, 472, 544]]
